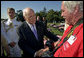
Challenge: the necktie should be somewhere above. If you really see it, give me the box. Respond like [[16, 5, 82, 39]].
[[32, 25, 38, 40]]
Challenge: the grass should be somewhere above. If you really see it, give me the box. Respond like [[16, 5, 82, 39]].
[[47, 22, 64, 36]]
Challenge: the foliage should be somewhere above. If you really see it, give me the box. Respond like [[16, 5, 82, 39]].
[[36, 7, 64, 23], [15, 7, 64, 22], [36, 7, 47, 21], [16, 10, 25, 22]]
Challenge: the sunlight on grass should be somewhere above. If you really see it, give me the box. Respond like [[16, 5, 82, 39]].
[[47, 22, 64, 36]]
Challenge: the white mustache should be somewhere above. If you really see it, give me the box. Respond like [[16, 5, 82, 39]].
[[63, 17, 66, 19]]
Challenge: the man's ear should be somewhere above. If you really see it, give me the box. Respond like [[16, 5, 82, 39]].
[[73, 5, 79, 15], [23, 16, 26, 20]]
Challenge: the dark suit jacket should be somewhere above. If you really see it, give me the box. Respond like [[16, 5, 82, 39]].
[[42, 20, 47, 29], [17, 21, 59, 57]]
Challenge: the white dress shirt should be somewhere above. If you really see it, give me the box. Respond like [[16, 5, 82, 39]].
[[1, 17, 22, 57], [26, 21, 38, 40], [26, 21, 37, 33], [4, 17, 22, 44]]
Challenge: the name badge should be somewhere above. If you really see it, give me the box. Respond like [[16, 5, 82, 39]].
[[67, 35, 77, 45]]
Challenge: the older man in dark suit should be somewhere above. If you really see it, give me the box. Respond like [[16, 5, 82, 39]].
[[17, 8, 59, 57]]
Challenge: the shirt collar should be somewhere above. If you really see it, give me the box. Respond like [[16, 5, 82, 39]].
[[8, 17, 16, 22], [26, 21, 36, 29], [6, 17, 16, 25]]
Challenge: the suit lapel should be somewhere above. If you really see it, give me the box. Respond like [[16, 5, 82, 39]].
[[24, 21, 39, 42], [24, 21, 32, 33]]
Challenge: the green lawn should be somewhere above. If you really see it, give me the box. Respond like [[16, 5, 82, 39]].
[[47, 22, 64, 36]]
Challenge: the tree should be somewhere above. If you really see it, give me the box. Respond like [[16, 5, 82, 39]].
[[35, 7, 47, 21], [58, 10, 65, 22], [36, 8, 65, 23], [35, 12, 40, 16], [16, 10, 25, 22], [43, 7, 46, 14], [46, 9, 55, 22]]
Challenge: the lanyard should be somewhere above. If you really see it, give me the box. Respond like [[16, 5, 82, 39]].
[[51, 19, 83, 55]]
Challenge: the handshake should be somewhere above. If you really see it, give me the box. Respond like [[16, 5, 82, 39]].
[[34, 40, 53, 57], [34, 39, 60, 57], [34, 47, 49, 57]]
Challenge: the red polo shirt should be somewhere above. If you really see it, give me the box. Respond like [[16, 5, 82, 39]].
[[54, 23, 83, 57]]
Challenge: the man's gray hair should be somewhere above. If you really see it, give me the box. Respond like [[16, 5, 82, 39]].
[[64, 1, 83, 13], [23, 8, 34, 19]]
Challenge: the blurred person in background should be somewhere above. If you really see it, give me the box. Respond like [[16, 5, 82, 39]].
[[42, 17, 47, 29]]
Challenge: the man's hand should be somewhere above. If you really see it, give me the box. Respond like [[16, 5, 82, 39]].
[[5, 45, 11, 57], [57, 35, 62, 39], [54, 40, 60, 47], [8, 42, 16, 48], [34, 47, 49, 57]]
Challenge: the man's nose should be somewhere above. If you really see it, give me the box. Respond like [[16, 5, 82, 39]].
[[61, 13, 63, 17]]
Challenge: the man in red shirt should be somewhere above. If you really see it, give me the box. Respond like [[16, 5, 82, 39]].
[[54, 1, 83, 57], [34, 1, 83, 57]]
